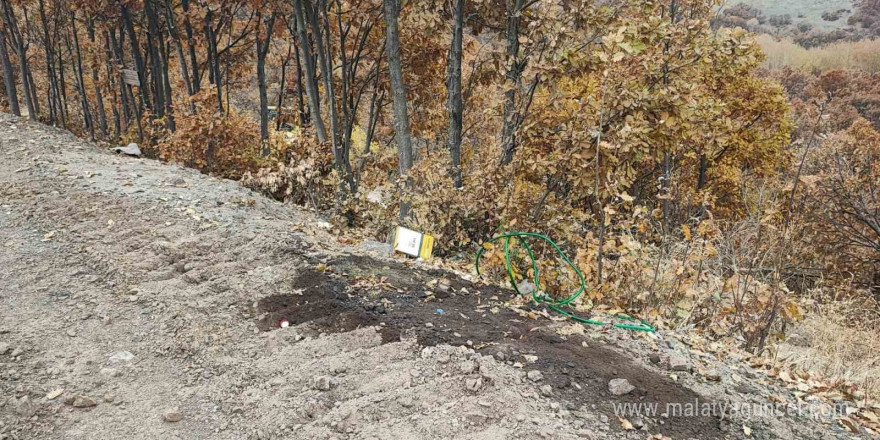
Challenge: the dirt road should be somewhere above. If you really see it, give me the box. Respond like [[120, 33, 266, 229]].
[[0, 114, 865, 440]]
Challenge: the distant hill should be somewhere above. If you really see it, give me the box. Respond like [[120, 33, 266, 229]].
[[728, 0, 855, 30]]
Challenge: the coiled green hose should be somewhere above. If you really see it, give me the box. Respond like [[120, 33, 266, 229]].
[[475, 232, 655, 332]]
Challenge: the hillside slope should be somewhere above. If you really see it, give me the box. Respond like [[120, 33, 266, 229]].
[[0, 113, 869, 440]]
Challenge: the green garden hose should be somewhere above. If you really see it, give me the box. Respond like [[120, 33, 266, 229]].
[[475, 232, 655, 332]]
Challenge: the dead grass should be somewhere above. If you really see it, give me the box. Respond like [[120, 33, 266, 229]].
[[755, 34, 880, 73], [776, 297, 880, 402]]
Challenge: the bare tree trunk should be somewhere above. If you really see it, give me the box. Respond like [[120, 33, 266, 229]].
[[157, 15, 175, 131], [446, 0, 464, 187], [144, 0, 166, 121], [103, 31, 121, 141], [56, 38, 69, 126], [110, 24, 143, 140], [37, 0, 59, 124], [165, 1, 196, 114], [276, 43, 292, 131], [204, 8, 223, 113], [291, 36, 308, 126], [292, 0, 326, 141], [384, 0, 414, 220], [256, 11, 276, 149], [0, 27, 19, 116], [181, 0, 200, 93], [121, 5, 151, 112], [659, 0, 678, 231], [68, 11, 94, 139], [499, 0, 523, 165], [1, 0, 35, 118], [87, 18, 108, 138]]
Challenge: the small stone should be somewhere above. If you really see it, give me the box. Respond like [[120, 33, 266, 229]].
[[99, 368, 120, 377], [459, 360, 476, 374], [539, 385, 553, 397], [668, 355, 690, 372], [734, 383, 759, 394], [66, 329, 77, 337], [550, 402, 560, 411], [648, 354, 661, 364], [71, 396, 97, 408], [527, 370, 544, 382], [608, 378, 635, 396], [495, 351, 507, 361], [398, 397, 414, 408], [314, 376, 332, 391], [108, 351, 135, 363], [10, 347, 22, 357], [103, 395, 115, 403], [45, 389, 64, 400], [705, 370, 723, 382], [162, 409, 183, 422], [465, 378, 483, 392], [0, 342, 9, 355]]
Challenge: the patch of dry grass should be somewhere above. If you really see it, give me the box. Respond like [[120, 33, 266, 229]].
[[755, 34, 880, 73], [776, 298, 880, 402]]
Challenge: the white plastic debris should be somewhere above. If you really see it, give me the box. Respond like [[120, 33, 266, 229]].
[[112, 143, 142, 157]]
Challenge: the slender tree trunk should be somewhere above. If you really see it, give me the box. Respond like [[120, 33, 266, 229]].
[[37, 0, 59, 124], [121, 5, 151, 112], [292, 0, 326, 141], [87, 19, 108, 138], [144, 0, 166, 120], [446, 0, 464, 187], [56, 39, 69, 126], [181, 0, 200, 93], [384, 0, 414, 220], [165, 1, 196, 114], [1, 0, 35, 118], [68, 12, 94, 139], [157, 17, 175, 131], [308, 0, 345, 187], [103, 31, 121, 141], [26, 60, 39, 116], [499, 0, 523, 165], [276, 43, 291, 131], [110, 25, 143, 140], [204, 9, 223, 113], [0, 27, 19, 116], [659, 0, 677, 230], [291, 36, 308, 126], [256, 11, 276, 145]]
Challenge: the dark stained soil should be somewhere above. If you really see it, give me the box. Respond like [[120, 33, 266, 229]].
[[254, 253, 725, 439]]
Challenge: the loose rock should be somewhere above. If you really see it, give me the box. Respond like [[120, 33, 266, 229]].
[[539, 385, 553, 397], [465, 377, 483, 392], [163, 409, 183, 422], [527, 370, 544, 382], [668, 355, 690, 372], [608, 378, 635, 396], [314, 376, 332, 391], [71, 396, 97, 408]]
